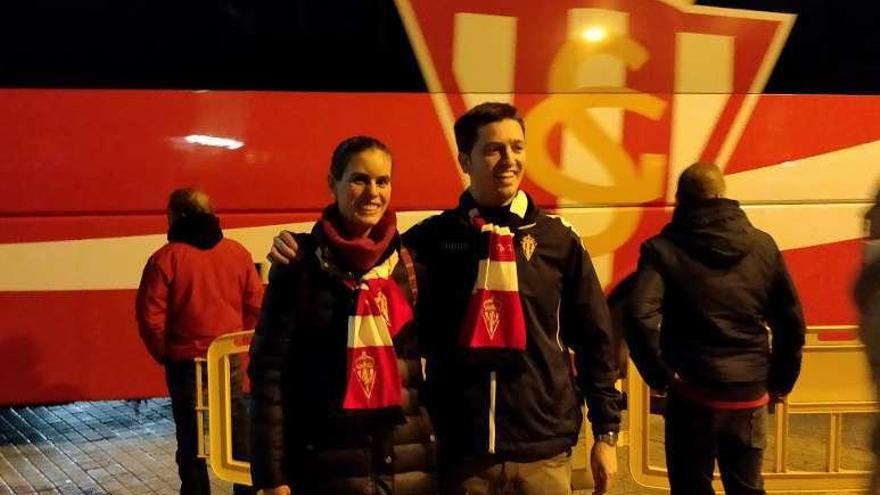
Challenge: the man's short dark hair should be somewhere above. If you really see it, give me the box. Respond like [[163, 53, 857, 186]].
[[168, 188, 214, 219], [330, 136, 391, 180], [676, 162, 726, 204], [454, 102, 525, 154]]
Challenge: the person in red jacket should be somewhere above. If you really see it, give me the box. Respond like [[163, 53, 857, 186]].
[[136, 187, 263, 495]]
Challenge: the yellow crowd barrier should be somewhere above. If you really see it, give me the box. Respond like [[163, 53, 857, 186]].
[[200, 325, 877, 493]]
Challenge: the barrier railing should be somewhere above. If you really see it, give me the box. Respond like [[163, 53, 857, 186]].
[[195, 330, 253, 486], [197, 331, 604, 490], [628, 324, 877, 492], [201, 325, 874, 492]]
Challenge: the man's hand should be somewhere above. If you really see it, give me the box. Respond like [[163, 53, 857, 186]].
[[259, 486, 291, 495], [267, 230, 300, 265], [590, 440, 618, 495]]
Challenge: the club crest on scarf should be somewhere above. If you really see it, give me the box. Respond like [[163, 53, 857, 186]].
[[482, 296, 502, 340], [373, 291, 390, 327], [354, 350, 377, 399], [521, 234, 537, 261], [494, 240, 513, 259]]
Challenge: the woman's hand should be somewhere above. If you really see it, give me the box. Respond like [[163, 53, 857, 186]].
[[267, 230, 300, 265]]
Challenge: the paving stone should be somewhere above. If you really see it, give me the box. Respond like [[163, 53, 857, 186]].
[[6, 399, 872, 494], [0, 400, 235, 494]]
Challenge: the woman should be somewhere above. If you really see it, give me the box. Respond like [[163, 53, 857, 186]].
[[249, 136, 435, 495]]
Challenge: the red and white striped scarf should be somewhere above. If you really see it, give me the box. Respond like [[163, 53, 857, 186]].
[[459, 192, 528, 358], [343, 251, 414, 411]]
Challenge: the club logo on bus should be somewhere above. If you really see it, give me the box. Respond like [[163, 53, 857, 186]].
[[397, 0, 792, 259]]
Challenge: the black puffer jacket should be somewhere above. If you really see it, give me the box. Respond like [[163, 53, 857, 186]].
[[625, 198, 806, 398], [248, 233, 436, 495]]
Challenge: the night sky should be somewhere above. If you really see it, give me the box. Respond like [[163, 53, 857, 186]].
[[0, 0, 878, 93]]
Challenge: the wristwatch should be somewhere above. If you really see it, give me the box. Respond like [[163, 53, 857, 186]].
[[595, 431, 618, 447]]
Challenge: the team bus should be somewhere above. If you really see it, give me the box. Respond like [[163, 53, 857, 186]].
[[1, 0, 878, 491]]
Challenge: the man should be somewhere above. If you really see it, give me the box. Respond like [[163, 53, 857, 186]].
[[855, 188, 880, 494], [137, 188, 263, 495], [624, 162, 806, 494], [269, 102, 621, 495]]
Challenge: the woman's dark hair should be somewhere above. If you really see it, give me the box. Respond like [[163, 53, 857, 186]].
[[330, 136, 391, 180]]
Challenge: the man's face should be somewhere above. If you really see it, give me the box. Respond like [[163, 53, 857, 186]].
[[459, 118, 525, 207]]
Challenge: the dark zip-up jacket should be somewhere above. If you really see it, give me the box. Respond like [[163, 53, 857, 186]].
[[855, 256, 880, 383], [248, 233, 436, 495], [403, 192, 620, 461], [625, 198, 806, 399]]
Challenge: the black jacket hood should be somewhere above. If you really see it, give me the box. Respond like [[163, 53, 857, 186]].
[[168, 213, 223, 249], [662, 198, 753, 268]]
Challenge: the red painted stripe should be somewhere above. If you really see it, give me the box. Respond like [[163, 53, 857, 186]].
[[0, 90, 459, 215], [0, 212, 320, 244], [783, 239, 861, 325], [726, 95, 880, 175], [817, 331, 858, 342], [0, 290, 166, 405]]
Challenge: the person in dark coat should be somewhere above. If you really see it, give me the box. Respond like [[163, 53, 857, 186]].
[[248, 136, 436, 495], [856, 187, 880, 494], [624, 162, 806, 495]]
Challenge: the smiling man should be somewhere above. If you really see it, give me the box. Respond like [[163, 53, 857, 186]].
[[267, 102, 621, 495], [401, 102, 621, 495]]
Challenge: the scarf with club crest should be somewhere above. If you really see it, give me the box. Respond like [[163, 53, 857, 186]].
[[316, 207, 414, 411], [459, 191, 528, 364], [341, 250, 414, 410]]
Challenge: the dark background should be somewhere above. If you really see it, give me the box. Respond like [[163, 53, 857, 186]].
[[0, 0, 877, 93]]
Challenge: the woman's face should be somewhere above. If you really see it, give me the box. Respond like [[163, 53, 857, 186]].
[[330, 148, 392, 237]]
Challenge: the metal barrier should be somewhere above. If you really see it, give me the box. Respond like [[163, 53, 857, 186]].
[[195, 330, 254, 486], [196, 331, 603, 491], [628, 325, 877, 492], [201, 326, 875, 493]]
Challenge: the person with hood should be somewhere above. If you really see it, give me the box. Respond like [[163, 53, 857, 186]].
[[136, 188, 263, 495], [855, 187, 880, 494], [624, 162, 806, 495]]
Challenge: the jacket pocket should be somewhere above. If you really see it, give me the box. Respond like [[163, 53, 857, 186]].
[[748, 406, 768, 450]]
